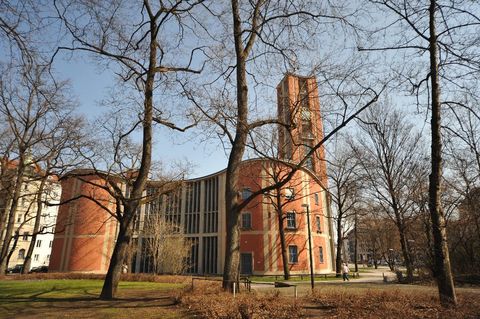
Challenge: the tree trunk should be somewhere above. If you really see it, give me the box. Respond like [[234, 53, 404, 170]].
[[222, 201, 241, 291], [5, 231, 19, 270], [397, 224, 414, 282], [22, 178, 46, 273], [276, 194, 290, 280], [100, 13, 155, 298], [100, 219, 133, 299], [354, 215, 358, 273], [222, 0, 252, 291], [0, 167, 14, 241], [335, 217, 343, 277], [427, 0, 457, 307]]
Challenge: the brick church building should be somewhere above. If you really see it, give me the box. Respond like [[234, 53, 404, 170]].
[[49, 73, 335, 276]]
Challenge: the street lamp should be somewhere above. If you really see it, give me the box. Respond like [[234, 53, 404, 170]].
[[302, 203, 315, 291]]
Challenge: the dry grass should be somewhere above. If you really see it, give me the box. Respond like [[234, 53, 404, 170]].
[[2, 274, 479, 318], [180, 281, 304, 319], [179, 281, 480, 319], [307, 287, 480, 318]]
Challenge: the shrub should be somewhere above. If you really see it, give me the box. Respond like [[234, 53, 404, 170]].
[[181, 285, 304, 319], [0, 272, 191, 284]]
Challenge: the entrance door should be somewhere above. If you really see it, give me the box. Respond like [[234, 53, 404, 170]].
[[240, 253, 253, 275]]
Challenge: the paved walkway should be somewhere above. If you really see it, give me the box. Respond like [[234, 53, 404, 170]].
[[322, 265, 397, 284], [248, 265, 398, 295]]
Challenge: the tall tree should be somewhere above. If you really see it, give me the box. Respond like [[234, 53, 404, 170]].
[[326, 142, 362, 276], [181, 0, 382, 291], [359, 0, 480, 306], [54, 0, 207, 299], [0, 64, 77, 274], [352, 106, 426, 282]]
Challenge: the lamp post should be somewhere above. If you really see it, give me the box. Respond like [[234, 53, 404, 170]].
[[302, 203, 315, 291]]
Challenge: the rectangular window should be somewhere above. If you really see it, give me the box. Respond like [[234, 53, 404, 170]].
[[18, 249, 25, 259], [286, 212, 296, 229], [49, 241, 53, 248], [285, 187, 294, 200], [36, 240, 42, 248], [34, 254, 39, 261], [288, 245, 298, 263], [241, 188, 252, 200], [241, 212, 252, 229], [17, 214, 21, 223], [316, 216, 321, 233], [23, 232, 29, 241], [319, 246, 324, 263], [314, 193, 319, 205]]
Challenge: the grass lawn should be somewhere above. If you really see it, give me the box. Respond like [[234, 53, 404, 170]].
[[0, 279, 187, 319], [249, 274, 344, 283]]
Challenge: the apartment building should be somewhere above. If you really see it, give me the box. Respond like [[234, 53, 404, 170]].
[[0, 162, 60, 270]]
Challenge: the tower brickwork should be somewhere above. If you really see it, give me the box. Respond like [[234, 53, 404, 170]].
[[277, 74, 328, 186]]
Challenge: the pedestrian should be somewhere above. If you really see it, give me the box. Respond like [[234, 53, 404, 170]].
[[342, 263, 350, 281]]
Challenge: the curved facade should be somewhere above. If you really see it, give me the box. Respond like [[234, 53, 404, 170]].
[[49, 174, 118, 273], [50, 160, 334, 275]]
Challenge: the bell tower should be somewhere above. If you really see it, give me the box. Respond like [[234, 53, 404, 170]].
[[277, 73, 327, 185]]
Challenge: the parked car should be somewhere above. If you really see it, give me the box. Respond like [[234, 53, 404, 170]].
[[6, 264, 23, 274], [29, 266, 48, 273]]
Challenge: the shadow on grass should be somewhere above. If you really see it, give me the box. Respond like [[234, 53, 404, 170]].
[[0, 286, 178, 310], [0, 295, 176, 306]]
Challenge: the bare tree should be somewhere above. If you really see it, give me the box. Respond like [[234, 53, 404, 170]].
[[180, 0, 383, 291], [358, 0, 480, 306], [0, 64, 77, 274], [357, 211, 401, 270], [326, 141, 362, 276], [352, 105, 427, 282], [54, 0, 207, 299], [143, 211, 190, 275]]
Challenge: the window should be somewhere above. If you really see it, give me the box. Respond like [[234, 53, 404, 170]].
[[17, 214, 21, 223], [286, 212, 296, 229], [288, 245, 298, 263], [23, 232, 29, 241], [47, 254, 50, 260], [34, 254, 39, 261], [49, 241, 52, 248], [301, 107, 311, 120], [18, 249, 25, 260], [315, 216, 321, 233], [36, 240, 42, 248], [285, 187, 294, 200], [314, 193, 319, 205], [241, 212, 252, 229], [319, 246, 324, 263], [241, 188, 252, 200]]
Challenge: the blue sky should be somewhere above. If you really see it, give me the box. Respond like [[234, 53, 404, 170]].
[[53, 55, 229, 178]]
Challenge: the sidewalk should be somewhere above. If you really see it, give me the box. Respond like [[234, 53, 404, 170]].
[[333, 265, 397, 284], [248, 266, 397, 292]]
